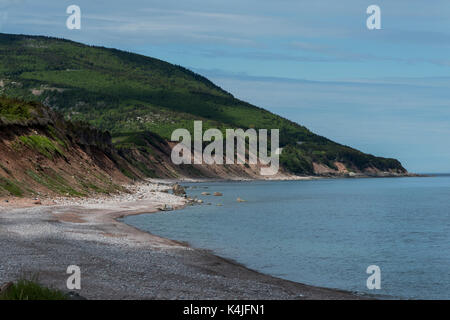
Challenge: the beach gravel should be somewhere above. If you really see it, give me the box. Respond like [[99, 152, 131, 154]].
[[0, 182, 362, 300]]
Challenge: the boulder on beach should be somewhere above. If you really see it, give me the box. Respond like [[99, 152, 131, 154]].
[[172, 183, 186, 196], [213, 192, 223, 196], [159, 204, 174, 211], [66, 291, 88, 300]]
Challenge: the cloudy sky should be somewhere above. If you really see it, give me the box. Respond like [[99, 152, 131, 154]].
[[1, 0, 449, 172]]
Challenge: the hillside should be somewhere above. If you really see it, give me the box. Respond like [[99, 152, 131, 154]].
[[0, 33, 407, 177], [0, 96, 133, 197], [0, 97, 295, 197]]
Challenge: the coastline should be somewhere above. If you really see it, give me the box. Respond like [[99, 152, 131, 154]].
[[0, 180, 370, 300]]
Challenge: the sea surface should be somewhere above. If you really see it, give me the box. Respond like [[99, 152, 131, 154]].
[[124, 176, 450, 299]]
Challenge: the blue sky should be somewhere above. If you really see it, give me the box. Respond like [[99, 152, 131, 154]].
[[1, 0, 449, 172]]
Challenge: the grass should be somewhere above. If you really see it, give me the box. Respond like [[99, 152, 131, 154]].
[[46, 125, 68, 149], [0, 279, 67, 300], [0, 177, 23, 196], [26, 169, 85, 197], [76, 176, 120, 194], [0, 162, 11, 175], [18, 134, 64, 159], [120, 167, 137, 180]]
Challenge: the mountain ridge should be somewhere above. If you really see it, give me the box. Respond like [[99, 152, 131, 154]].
[[0, 32, 407, 181]]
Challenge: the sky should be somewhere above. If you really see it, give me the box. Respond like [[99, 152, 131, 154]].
[[0, 0, 449, 172]]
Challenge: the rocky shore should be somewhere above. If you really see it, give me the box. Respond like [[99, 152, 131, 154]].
[[0, 180, 365, 300]]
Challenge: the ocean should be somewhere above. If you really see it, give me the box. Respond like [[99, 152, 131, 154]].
[[124, 176, 450, 299]]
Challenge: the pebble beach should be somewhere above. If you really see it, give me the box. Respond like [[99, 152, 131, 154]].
[[0, 180, 363, 299]]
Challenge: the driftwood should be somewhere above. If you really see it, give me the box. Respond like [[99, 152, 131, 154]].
[[0, 282, 13, 295]]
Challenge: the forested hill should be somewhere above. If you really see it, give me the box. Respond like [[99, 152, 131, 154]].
[[0, 33, 407, 177]]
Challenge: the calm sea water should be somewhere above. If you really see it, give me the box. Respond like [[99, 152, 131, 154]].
[[124, 176, 450, 299]]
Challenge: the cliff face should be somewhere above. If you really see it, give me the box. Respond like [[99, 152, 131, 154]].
[[0, 97, 135, 197], [113, 131, 302, 181], [0, 95, 410, 197], [0, 97, 294, 197]]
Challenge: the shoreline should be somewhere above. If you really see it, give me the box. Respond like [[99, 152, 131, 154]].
[[152, 172, 421, 184], [101, 200, 370, 299], [117, 210, 376, 300], [0, 180, 371, 299]]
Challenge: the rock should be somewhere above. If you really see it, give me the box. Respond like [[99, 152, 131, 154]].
[[172, 183, 186, 196], [34, 200, 42, 205], [66, 291, 87, 300], [216, 203, 223, 206], [4, 200, 8, 203], [196, 199, 203, 204], [213, 192, 223, 196], [237, 197, 246, 202], [159, 204, 173, 211], [201, 192, 210, 196]]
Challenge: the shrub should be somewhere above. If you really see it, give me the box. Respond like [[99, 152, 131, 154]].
[[0, 279, 67, 300]]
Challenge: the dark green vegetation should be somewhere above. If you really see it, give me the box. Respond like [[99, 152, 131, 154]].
[[0, 96, 32, 121], [0, 278, 67, 300], [0, 33, 406, 175]]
